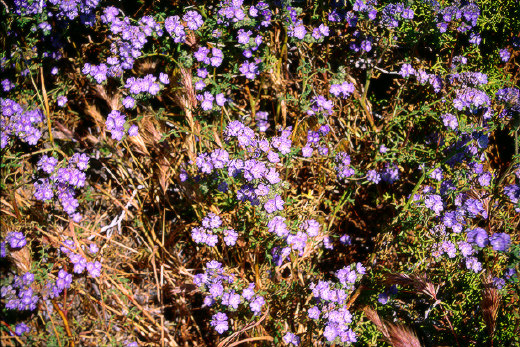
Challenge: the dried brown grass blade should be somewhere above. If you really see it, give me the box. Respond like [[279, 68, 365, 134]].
[[386, 322, 422, 347], [481, 274, 500, 338], [385, 273, 438, 300], [363, 306, 390, 339], [363, 306, 422, 347]]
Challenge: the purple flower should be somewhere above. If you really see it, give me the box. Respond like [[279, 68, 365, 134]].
[[210, 312, 228, 334], [106, 110, 126, 141], [283, 332, 300, 345], [442, 113, 458, 130], [469, 32, 481, 45], [38, 155, 58, 174], [86, 261, 102, 278], [301, 219, 320, 237], [239, 60, 260, 80], [268, 216, 289, 237], [6, 232, 26, 249], [489, 233, 511, 252], [250, 295, 265, 314], [465, 256, 482, 273], [324, 325, 338, 342], [499, 48, 511, 62], [242, 283, 255, 301], [14, 323, 31, 336], [122, 96, 135, 109], [209, 282, 224, 298], [264, 167, 281, 185], [366, 169, 381, 184], [457, 241, 474, 257], [340, 234, 351, 245], [222, 290, 241, 310], [202, 213, 222, 230], [164, 16, 185, 43], [264, 194, 284, 213], [183, 10, 204, 30], [1, 79, 15, 92], [291, 23, 306, 40], [504, 185, 520, 204], [237, 29, 252, 44], [128, 125, 139, 137], [467, 227, 488, 247], [57, 96, 68, 107], [216, 93, 226, 107], [223, 229, 238, 246], [478, 172, 492, 187], [159, 72, 169, 84]]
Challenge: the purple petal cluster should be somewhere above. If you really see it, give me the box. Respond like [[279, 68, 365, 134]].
[[191, 212, 237, 248], [307, 95, 334, 116], [453, 88, 490, 111], [5, 231, 27, 249], [239, 59, 261, 80], [34, 153, 89, 219], [105, 110, 136, 141], [308, 263, 364, 344], [334, 152, 354, 180], [1, 98, 43, 148], [1, 272, 39, 311], [330, 82, 354, 98], [193, 261, 264, 333]]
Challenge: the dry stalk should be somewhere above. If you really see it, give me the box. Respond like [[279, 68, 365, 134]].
[[362, 306, 422, 347], [481, 274, 500, 345], [385, 273, 439, 300]]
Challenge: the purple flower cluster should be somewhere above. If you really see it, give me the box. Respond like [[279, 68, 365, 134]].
[[269, 218, 325, 263], [307, 95, 334, 116], [397, 65, 443, 93], [330, 82, 354, 98], [434, 3, 480, 34], [215, 1, 271, 28], [105, 110, 138, 141], [34, 153, 89, 220], [312, 24, 330, 40], [14, 322, 31, 336], [424, 194, 444, 215], [496, 87, 520, 119], [283, 331, 301, 346], [334, 152, 354, 180], [13, 0, 46, 15], [381, 3, 414, 28], [453, 88, 490, 111], [499, 48, 511, 62], [47, 0, 100, 22], [191, 212, 238, 247], [96, 8, 163, 77], [239, 59, 261, 80], [1, 98, 43, 148], [183, 10, 204, 31], [307, 263, 365, 344], [255, 111, 270, 132], [1, 272, 39, 311], [504, 184, 520, 211], [194, 47, 224, 68], [2, 78, 15, 92], [301, 126, 330, 158], [164, 15, 185, 43], [196, 91, 227, 111], [125, 74, 168, 96], [5, 231, 27, 249], [61, 239, 101, 277], [41, 269, 73, 301], [193, 261, 265, 334]]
